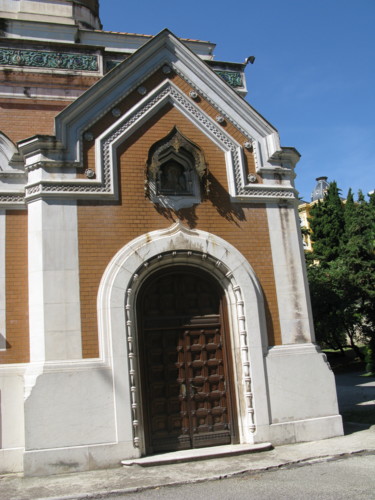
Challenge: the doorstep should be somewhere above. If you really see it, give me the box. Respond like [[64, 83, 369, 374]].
[[121, 442, 273, 467]]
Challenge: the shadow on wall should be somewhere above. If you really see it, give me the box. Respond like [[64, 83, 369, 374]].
[[0, 333, 11, 349], [208, 173, 246, 226], [153, 172, 246, 228]]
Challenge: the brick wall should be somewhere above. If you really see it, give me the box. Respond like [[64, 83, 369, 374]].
[[0, 210, 29, 363], [0, 71, 98, 142], [0, 100, 67, 143]]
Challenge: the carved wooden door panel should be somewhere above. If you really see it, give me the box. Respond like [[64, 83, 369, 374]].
[[139, 269, 236, 453]]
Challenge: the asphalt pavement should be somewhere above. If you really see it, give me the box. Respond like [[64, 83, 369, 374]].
[[1, 371, 374, 500]]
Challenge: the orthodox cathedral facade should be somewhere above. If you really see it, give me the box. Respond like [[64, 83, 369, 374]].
[[0, 0, 342, 475]]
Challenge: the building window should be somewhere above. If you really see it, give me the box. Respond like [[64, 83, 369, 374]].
[[146, 127, 207, 210]]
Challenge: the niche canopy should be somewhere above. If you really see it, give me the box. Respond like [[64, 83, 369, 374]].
[[146, 127, 208, 209]]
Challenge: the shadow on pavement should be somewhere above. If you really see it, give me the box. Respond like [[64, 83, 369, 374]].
[[335, 371, 375, 435]]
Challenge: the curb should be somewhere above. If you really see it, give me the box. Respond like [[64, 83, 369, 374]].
[[38, 449, 375, 500]]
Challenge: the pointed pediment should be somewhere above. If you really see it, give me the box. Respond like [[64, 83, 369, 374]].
[[55, 29, 279, 167]]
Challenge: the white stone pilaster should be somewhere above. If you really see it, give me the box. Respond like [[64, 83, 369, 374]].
[[28, 199, 82, 361], [0, 210, 6, 350], [266, 202, 315, 344]]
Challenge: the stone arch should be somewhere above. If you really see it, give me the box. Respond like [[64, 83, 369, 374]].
[[97, 222, 270, 452]]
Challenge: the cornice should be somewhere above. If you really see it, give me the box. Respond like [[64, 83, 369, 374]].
[[0, 192, 26, 207], [20, 80, 297, 204]]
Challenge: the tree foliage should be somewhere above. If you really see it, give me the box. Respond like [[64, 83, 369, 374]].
[[308, 182, 344, 263], [307, 183, 375, 372]]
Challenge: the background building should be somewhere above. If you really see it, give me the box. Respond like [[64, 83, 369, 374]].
[[0, 0, 342, 476], [299, 176, 330, 251]]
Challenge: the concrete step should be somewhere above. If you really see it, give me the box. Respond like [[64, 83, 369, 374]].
[[121, 442, 273, 467]]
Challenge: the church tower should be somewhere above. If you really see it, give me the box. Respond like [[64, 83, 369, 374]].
[[0, 0, 101, 29]]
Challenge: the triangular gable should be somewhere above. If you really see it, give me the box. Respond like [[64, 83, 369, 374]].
[[55, 29, 280, 167], [14, 29, 299, 205]]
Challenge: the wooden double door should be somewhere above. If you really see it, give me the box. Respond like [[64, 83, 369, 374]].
[[138, 268, 237, 453]]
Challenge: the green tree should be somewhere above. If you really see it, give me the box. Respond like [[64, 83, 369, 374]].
[[307, 262, 348, 353], [307, 183, 375, 372], [342, 190, 375, 369], [308, 181, 344, 264]]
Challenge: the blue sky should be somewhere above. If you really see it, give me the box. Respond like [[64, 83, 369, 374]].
[[100, 1, 374, 201]]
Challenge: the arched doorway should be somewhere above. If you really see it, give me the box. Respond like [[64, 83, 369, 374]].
[[137, 266, 238, 454]]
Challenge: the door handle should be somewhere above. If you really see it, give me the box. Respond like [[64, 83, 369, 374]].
[[180, 383, 186, 398]]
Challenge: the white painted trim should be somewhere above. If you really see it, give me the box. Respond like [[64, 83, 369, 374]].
[[22, 80, 295, 203], [97, 80, 244, 200], [267, 343, 322, 357], [0, 85, 84, 101], [55, 30, 279, 168], [0, 210, 6, 350], [266, 203, 315, 345], [3, 21, 215, 59], [28, 199, 82, 362], [0, 133, 26, 208], [264, 341, 343, 442]]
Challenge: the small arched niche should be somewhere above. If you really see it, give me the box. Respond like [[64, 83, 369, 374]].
[[146, 127, 208, 209]]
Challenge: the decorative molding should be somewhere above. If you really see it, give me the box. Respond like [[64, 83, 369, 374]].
[[0, 84, 85, 101], [24, 161, 79, 172], [170, 66, 268, 169], [0, 48, 99, 72], [137, 86, 147, 96], [22, 81, 296, 202], [0, 132, 26, 207], [235, 186, 295, 198], [146, 126, 207, 209], [53, 29, 279, 168], [85, 168, 95, 179], [97, 222, 270, 448], [267, 343, 322, 357], [0, 193, 25, 207], [214, 70, 243, 88], [111, 108, 121, 118], [124, 248, 256, 447], [0, 193, 25, 206], [247, 174, 257, 183]]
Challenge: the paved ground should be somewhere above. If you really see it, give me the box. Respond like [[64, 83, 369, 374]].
[[335, 371, 375, 432], [115, 454, 375, 500], [1, 371, 374, 500]]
